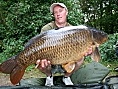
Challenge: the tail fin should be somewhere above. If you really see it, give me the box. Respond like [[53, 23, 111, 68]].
[[0, 56, 17, 74], [0, 56, 26, 85]]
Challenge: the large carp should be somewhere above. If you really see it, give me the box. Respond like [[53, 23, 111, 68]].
[[0, 25, 108, 85]]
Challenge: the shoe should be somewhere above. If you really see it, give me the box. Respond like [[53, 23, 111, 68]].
[[45, 76, 54, 86], [114, 67, 118, 72], [62, 77, 74, 85]]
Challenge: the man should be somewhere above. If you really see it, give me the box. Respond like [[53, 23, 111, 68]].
[[35, 3, 93, 86], [40, 3, 71, 32]]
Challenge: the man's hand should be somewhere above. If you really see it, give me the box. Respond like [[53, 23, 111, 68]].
[[35, 59, 51, 69], [84, 46, 93, 56], [35, 59, 51, 76]]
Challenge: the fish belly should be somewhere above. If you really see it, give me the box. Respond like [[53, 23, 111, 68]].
[[18, 29, 93, 66]]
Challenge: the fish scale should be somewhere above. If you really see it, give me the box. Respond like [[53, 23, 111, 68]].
[[0, 25, 108, 85], [22, 29, 91, 64]]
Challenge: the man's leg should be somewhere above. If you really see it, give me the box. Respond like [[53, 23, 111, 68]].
[[36, 59, 54, 86], [63, 58, 84, 85]]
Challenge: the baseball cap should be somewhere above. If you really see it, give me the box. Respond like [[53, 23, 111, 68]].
[[50, 3, 68, 13]]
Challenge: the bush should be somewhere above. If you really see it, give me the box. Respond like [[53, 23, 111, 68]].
[[0, 0, 84, 62], [100, 33, 118, 62]]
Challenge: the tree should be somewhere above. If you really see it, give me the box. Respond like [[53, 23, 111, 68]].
[[79, 0, 118, 33]]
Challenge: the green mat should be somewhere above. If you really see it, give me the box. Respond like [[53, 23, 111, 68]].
[[71, 61, 109, 84], [20, 61, 109, 86]]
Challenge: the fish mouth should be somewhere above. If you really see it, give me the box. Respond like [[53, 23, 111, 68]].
[[103, 37, 108, 43], [100, 34, 108, 44], [93, 30, 108, 44]]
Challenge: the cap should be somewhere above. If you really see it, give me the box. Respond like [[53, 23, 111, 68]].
[[50, 3, 68, 13]]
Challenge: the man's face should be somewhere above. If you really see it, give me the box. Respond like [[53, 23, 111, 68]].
[[53, 5, 68, 24]]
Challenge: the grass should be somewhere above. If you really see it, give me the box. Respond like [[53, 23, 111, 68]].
[[101, 61, 118, 76]]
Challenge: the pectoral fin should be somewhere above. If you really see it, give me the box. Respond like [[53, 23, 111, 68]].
[[91, 47, 100, 62], [62, 61, 75, 73]]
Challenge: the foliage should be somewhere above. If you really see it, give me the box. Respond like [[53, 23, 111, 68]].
[[0, 0, 83, 62], [79, 0, 118, 33], [0, 37, 24, 62], [100, 33, 118, 62]]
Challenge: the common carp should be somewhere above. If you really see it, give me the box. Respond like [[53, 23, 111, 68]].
[[0, 25, 108, 85]]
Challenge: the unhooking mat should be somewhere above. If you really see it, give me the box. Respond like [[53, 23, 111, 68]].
[[19, 61, 109, 86]]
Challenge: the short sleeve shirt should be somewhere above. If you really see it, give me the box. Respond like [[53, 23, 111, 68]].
[[40, 21, 72, 33]]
